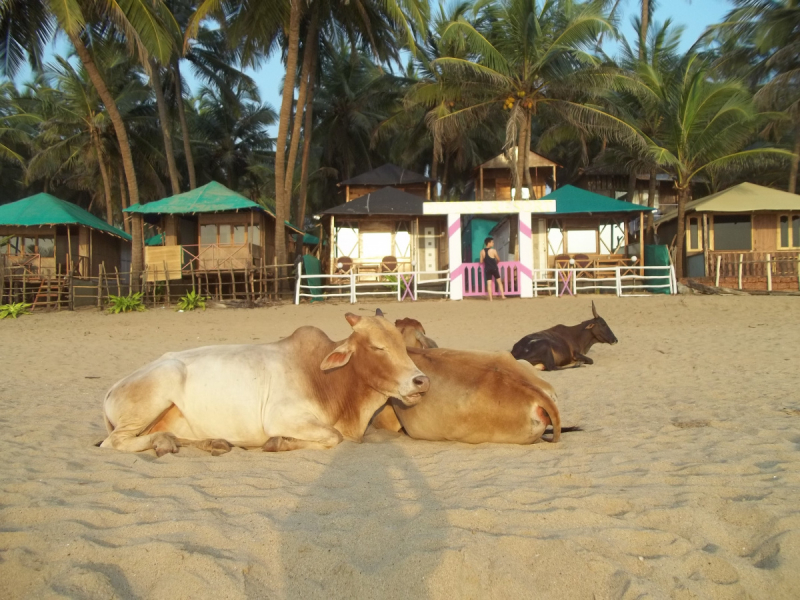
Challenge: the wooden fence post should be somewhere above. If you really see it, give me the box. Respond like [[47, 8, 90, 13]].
[[766, 253, 772, 291], [97, 265, 103, 308], [797, 255, 800, 292], [163, 262, 170, 308], [715, 255, 722, 287], [273, 257, 278, 299], [738, 254, 743, 290]]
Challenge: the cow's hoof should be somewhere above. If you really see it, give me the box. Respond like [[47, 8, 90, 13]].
[[263, 437, 284, 452], [210, 439, 232, 456], [154, 433, 179, 457]]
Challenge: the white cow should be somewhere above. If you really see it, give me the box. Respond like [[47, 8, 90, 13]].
[[101, 313, 430, 455]]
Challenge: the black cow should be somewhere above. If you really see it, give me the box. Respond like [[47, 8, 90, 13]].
[[511, 302, 618, 371]]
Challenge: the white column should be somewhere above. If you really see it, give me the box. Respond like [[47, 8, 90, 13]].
[[447, 213, 463, 300], [519, 212, 534, 298], [535, 218, 547, 272]]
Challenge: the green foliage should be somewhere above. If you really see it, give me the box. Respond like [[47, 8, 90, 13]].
[[107, 292, 146, 314], [177, 290, 207, 311], [0, 302, 32, 319]]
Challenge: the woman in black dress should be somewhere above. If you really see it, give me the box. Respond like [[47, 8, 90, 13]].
[[480, 237, 505, 301]]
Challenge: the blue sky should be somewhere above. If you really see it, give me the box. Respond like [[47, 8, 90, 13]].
[[12, 0, 732, 120], [247, 0, 733, 117]]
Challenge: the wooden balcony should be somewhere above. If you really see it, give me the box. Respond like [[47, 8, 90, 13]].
[[144, 243, 264, 281]]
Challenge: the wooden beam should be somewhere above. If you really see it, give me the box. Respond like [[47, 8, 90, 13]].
[[702, 213, 710, 276], [479, 167, 484, 201], [345, 186, 350, 203], [329, 215, 335, 274], [640, 211, 645, 275]]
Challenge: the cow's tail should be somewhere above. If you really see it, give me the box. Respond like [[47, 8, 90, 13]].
[[538, 392, 561, 443]]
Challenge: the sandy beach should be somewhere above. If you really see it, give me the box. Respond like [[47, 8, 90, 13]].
[[1, 295, 799, 599]]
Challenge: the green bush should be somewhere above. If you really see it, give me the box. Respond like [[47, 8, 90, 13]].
[[177, 290, 207, 311], [0, 302, 32, 319], [107, 292, 146, 314]]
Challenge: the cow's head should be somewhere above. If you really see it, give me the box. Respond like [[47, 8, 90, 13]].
[[321, 310, 430, 405], [394, 317, 439, 349], [585, 301, 618, 344]]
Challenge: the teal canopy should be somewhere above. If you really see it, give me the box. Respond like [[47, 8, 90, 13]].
[[125, 181, 259, 215], [0, 193, 131, 240], [541, 185, 656, 214]]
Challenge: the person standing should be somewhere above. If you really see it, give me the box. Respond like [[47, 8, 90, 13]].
[[480, 237, 505, 301]]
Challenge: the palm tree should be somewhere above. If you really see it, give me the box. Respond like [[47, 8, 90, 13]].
[[619, 53, 792, 277], [711, 0, 800, 192], [0, 0, 179, 282], [430, 0, 624, 200]]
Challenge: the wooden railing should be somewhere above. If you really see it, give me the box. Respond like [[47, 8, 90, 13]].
[[709, 251, 800, 279]]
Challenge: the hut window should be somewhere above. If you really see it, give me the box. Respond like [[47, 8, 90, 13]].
[[218, 224, 232, 245], [779, 215, 800, 248], [713, 215, 751, 251], [200, 224, 217, 244], [4, 236, 21, 255], [687, 217, 701, 251], [566, 229, 598, 254], [249, 225, 260, 247], [38, 236, 55, 258], [24, 237, 36, 254], [233, 225, 246, 245]]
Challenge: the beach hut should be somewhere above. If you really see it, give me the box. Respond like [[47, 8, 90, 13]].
[[0, 193, 131, 278], [338, 164, 435, 202], [537, 185, 655, 270], [321, 187, 447, 276], [475, 150, 558, 200], [124, 181, 303, 281], [656, 182, 800, 289]]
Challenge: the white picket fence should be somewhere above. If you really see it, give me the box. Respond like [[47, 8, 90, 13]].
[[532, 265, 677, 297], [295, 264, 675, 304], [295, 265, 450, 304]]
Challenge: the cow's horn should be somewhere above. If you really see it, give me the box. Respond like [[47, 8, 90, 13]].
[[375, 308, 385, 317], [345, 313, 362, 327], [415, 330, 438, 349], [591, 301, 598, 319]]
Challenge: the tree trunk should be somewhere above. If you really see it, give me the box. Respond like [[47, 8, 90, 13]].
[[150, 59, 181, 195], [284, 11, 318, 213], [675, 186, 689, 279], [646, 169, 657, 243], [173, 58, 196, 190], [296, 42, 319, 244], [69, 33, 142, 286], [274, 0, 303, 268], [442, 153, 449, 197], [514, 119, 525, 200], [627, 169, 637, 204], [93, 133, 114, 225], [522, 112, 532, 193], [640, 0, 649, 60], [431, 139, 439, 201], [789, 134, 799, 194], [118, 163, 130, 234]]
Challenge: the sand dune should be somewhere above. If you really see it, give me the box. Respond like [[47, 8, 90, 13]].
[[1, 296, 798, 599]]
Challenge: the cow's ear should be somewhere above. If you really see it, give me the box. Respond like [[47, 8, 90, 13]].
[[321, 342, 354, 371], [345, 313, 362, 327], [585, 323, 595, 330], [375, 308, 385, 318]]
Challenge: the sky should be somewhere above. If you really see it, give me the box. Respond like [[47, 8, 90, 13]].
[[11, 0, 732, 128], [246, 0, 733, 121]]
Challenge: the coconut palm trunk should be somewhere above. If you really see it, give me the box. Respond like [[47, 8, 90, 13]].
[[69, 33, 143, 284], [150, 59, 181, 195], [93, 132, 114, 225], [515, 123, 525, 200], [296, 52, 318, 239], [274, 1, 303, 268], [675, 185, 689, 279], [522, 112, 532, 193], [118, 163, 131, 234], [790, 135, 799, 194], [284, 13, 318, 213], [646, 170, 657, 242], [627, 170, 637, 204], [173, 59, 197, 190]]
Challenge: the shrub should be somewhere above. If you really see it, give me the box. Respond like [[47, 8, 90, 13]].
[[0, 302, 32, 319], [107, 292, 146, 314], [177, 290, 207, 311]]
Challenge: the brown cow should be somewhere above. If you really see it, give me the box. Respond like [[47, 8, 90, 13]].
[[510, 302, 618, 370], [370, 315, 561, 445], [101, 313, 429, 455]]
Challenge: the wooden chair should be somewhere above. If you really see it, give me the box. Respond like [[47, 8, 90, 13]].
[[333, 256, 353, 285], [380, 255, 398, 273], [572, 253, 593, 278], [554, 254, 571, 270]]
